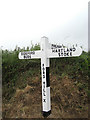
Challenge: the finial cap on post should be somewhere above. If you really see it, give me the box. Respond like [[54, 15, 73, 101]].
[[41, 36, 48, 39], [41, 36, 49, 51]]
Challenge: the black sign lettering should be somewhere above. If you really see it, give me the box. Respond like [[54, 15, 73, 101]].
[[58, 49, 60, 52], [21, 51, 35, 56], [51, 44, 62, 49], [64, 52, 66, 56], [73, 47, 76, 51], [57, 45, 62, 48], [52, 47, 76, 57], [43, 82, 46, 102], [61, 49, 63, 52], [55, 49, 58, 52], [67, 52, 69, 56], [43, 82, 46, 96], [43, 99, 46, 102], [42, 64, 45, 79], [61, 52, 63, 56], [70, 52, 72, 56], [43, 75, 45, 78], [70, 48, 72, 51], [58, 53, 60, 57], [67, 48, 69, 51], [24, 55, 31, 59], [64, 49, 66, 52]]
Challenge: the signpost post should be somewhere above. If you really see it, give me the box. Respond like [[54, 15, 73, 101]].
[[18, 36, 82, 117]]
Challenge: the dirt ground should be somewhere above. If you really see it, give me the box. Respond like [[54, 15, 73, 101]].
[[2, 75, 88, 119]]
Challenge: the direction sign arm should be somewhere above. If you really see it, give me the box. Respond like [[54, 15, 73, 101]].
[[47, 47, 82, 58], [18, 50, 42, 59]]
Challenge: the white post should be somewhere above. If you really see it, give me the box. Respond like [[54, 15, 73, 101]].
[[41, 37, 51, 117], [18, 36, 82, 117]]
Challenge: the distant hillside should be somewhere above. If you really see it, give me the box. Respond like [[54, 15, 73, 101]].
[[2, 45, 89, 118]]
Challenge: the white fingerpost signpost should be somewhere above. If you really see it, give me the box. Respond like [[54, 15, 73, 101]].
[[18, 36, 82, 117]]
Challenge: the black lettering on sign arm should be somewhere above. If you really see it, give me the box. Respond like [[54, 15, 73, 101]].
[[61, 52, 63, 56], [58, 53, 60, 57], [46, 67, 50, 87], [55, 49, 57, 52], [64, 52, 66, 56], [70, 52, 72, 56], [67, 52, 69, 56], [61, 49, 63, 52], [73, 47, 76, 52], [58, 49, 60, 52], [70, 48, 72, 51]]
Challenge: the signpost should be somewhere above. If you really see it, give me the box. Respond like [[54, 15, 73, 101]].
[[18, 36, 82, 117]]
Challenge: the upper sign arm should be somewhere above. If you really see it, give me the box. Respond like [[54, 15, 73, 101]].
[[47, 47, 82, 58]]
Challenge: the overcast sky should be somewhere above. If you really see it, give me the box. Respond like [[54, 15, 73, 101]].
[[0, 0, 89, 51]]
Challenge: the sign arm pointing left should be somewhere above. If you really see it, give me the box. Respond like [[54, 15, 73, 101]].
[[18, 50, 42, 59]]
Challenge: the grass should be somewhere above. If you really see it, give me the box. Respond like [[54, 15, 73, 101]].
[[2, 45, 89, 118], [2, 46, 89, 99]]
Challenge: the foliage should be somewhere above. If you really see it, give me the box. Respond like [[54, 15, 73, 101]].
[[2, 44, 40, 100], [2, 44, 89, 101]]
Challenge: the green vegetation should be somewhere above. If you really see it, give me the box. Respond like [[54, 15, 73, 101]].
[[2, 45, 89, 100], [2, 44, 89, 118], [2, 44, 41, 101]]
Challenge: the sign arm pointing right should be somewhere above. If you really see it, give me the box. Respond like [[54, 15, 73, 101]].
[[47, 46, 82, 58]]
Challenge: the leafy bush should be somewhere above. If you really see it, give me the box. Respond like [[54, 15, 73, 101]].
[[2, 45, 89, 100]]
